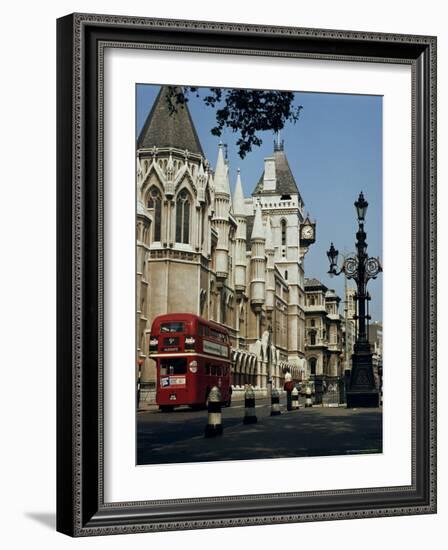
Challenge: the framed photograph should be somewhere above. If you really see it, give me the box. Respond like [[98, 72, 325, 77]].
[[57, 13, 437, 536]]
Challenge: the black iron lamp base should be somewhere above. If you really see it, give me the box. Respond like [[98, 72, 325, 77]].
[[346, 349, 380, 408], [346, 390, 379, 408]]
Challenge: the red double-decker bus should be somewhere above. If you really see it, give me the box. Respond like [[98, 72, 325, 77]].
[[149, 313, 232, 411]]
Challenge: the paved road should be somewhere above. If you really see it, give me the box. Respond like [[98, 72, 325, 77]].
[[137, 398, 382, 465]]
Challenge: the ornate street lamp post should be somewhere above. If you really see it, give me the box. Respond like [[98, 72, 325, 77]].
[[327, 192, 382, 408]]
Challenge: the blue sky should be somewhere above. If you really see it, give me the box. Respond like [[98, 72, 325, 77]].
[[136, 85, 383, 321]]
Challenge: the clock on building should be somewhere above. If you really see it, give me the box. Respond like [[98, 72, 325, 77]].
[[300, 216, 316, 246]]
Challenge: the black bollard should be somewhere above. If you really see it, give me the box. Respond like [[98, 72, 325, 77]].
[[291, 387, 299, 410], [314, 375, 324, 405], [286, 389, 292, 411], [338, 376, 346, 405], [204, 386, 223, 437], [243, 385, 257, 424], [270, 387, 281, 416], [305, 386, 313, 407]]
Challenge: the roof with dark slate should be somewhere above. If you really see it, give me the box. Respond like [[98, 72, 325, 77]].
[[304, 278, 328, 291], [252, 149, 301, 197], [137, 85, 204, 156]]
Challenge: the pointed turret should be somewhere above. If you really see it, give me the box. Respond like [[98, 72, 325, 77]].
[[212, 143, 231, 282], [233, 169, 247, 294], [233, 169, 246, 216], [250, 202, 266, 313], [251, 201, 265, 241], [198, 161, 206, 180], [137, 86, 204, 156], [214, 142, 231, 196]]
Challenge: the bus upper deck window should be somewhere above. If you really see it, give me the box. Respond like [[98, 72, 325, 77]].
[[160, 322, 185, 333], [209, 328, 225, 341]]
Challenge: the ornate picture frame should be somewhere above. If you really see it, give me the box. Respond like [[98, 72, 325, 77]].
[[56, 13, 437, 536]]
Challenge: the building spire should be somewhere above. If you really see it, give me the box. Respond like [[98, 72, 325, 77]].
[[251, 201, 265, 241], [137, 86, 204, 155], [274, 130, 284, 152], [252, 140, 300, 196], [214, 142, 231, 195], [233, 168, 246, 216]]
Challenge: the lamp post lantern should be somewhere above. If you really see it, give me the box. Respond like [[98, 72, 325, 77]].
[[327, 192, 382, 408]]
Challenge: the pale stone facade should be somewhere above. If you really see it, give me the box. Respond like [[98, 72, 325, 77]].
[[304, 279, 343, 381], [136, 86, 318, 397]]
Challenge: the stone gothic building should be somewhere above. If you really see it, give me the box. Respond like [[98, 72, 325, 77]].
[[304, 279, 344, 381], [136, 86, 328, 397]]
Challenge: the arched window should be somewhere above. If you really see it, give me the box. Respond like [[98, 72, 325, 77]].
[[281, 219, 287, 246], [175, 189, 191, 244], [284, 270, 288, 280], [309, 357, 317, 375], [309, 331, 316, 346], [147, 187, 162, 242]]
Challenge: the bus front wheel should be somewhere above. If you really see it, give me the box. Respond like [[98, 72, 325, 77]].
[[159, 405, 174, 412]]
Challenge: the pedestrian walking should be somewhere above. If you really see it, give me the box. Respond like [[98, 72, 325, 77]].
[[284, 369, 294, 411]]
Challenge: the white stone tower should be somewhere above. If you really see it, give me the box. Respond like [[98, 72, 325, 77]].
[[251, 138, 314, 365], [212, 143, 231, 283], [233, 168, 248, 296], [136, 85, 212, 387], [250, 201, 266, 330]]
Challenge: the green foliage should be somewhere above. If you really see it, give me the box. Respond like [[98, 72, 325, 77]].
[[165, 86, 302, 158]]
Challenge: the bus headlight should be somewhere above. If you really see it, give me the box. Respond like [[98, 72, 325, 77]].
[[185, 336, 195, 349], [189, 360, 198, 373]]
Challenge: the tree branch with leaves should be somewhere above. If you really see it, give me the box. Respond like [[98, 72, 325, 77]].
[[165, 86, 302, 158]]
